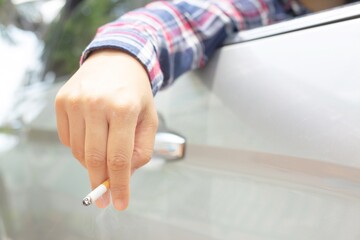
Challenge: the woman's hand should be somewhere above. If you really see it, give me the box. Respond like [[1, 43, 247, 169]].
[[55, 50, 158, 210]]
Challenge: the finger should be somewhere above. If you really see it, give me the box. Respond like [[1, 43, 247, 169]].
[[85, 114, 110, 208], [107, 111, 137, 211], [55, 96, 70, 147], [68, 112, 86, 168], [131, 110, 158, 174]]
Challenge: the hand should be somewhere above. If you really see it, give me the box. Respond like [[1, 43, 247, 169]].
[[55, 50, 158, 210]]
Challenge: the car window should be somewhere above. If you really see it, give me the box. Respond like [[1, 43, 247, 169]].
[[225, 1, 360, 44]]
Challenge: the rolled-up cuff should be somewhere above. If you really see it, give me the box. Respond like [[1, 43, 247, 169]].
[[80, 31, 163, 96]]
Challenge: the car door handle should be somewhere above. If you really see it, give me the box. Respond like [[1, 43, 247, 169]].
[[153, 132, 186, 160]]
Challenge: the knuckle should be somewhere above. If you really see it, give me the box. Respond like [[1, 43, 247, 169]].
[[59, 137, 69, 146], [56, 129, 69, 146], [152, 114, 159, 131], [108, 154, 129, 171], [85, 95, 106, 111], [86, 150, 106, 168], [59, 136, 70, 147], [110, 184, 128, 196], [135, 148, 152, 165], [66, 94, 82, 112], [55, 93, 64, 108], [142, 153, 152, 164], [111, 99, 140, 118], [131, 149, 152, 171], [72, 149, 84, 161]]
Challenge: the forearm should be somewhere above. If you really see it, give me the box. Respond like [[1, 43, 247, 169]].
[[81, 0, 305, 94]]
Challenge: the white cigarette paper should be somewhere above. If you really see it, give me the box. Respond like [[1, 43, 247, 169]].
[[82, 180, 109, 206]]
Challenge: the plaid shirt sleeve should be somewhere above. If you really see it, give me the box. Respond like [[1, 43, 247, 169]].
[[81, 0, 306, 95]]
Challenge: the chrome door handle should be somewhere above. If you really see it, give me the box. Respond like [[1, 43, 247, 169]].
[[153, 132, 186, 160]]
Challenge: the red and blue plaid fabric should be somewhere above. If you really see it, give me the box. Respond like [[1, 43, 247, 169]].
[[81, 0, 307, 95]]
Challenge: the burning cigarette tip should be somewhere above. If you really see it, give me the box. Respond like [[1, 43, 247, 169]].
[[82, 197, 92, 206]]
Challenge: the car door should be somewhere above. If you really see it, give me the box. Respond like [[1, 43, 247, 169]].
[[152, 3, 360, 239]]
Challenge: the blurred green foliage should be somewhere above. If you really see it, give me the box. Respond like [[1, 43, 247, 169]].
[[42, 0, 150, 78], [0, 0, 17, 27]]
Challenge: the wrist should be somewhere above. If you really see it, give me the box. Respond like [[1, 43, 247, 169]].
[[84, 49, 151, 80], [85, 49, 141, 67], [81, 31, 164, 95]]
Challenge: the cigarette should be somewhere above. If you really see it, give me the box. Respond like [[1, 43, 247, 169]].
[[82, 180, 110, 206]]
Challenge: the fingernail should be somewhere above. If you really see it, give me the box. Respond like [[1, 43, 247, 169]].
[[97, 192, 110, 208], [96, 197, 106, 208], [103, 191, 110, 206], [114, 199, 126, 210]]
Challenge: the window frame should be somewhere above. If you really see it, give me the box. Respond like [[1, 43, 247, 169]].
[[224, 2, 360, 45]]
